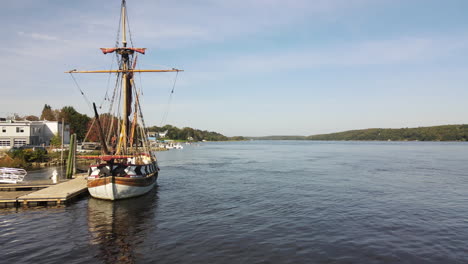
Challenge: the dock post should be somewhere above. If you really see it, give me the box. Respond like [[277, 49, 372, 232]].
[[72, 135, 77, 176], [60, 118, 64, 164], [66, 134, 76, 179], [66, 135, 71, 178]]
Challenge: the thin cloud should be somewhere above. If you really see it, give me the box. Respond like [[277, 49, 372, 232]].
[[200, 35, 468, 74], [30, 33, 60, 41]]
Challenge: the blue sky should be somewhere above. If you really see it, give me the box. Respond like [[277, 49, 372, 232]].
[[1, 0, 468, 136]]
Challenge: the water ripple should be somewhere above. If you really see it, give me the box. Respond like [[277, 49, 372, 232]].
[[2, 141, 468, 263]]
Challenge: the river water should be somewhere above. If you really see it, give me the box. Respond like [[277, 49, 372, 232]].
[[1, 141, 468, 263]]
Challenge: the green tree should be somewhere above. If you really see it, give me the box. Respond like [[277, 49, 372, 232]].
[[50, 133, 62, 147], [8, 149, 47, 162], [146, 124, 234, 141], [58, 106, 91, 141]]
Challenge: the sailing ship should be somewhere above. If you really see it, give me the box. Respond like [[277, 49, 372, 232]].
[[67, 0, 182, 200]]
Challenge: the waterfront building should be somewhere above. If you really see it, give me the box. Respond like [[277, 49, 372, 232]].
[[147, 131, 168, 139], [0, 119, 70, 150], [158, 130, 168, 138]]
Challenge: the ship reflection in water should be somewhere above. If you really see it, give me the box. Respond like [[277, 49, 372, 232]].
[[87, 189, 159, 264]]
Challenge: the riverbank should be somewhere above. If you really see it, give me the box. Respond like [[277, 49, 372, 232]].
[[0, 145, 173, 169], [249, 124, 468, 142]]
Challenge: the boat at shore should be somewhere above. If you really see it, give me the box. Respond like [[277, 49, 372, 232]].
[[67, 0, 182, 200], [0, 167, 27, 184]]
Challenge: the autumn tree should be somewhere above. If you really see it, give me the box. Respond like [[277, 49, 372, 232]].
[[24, 115, 40, 121], [40, 104, 57, 121]]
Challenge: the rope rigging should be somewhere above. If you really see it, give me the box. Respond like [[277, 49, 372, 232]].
[[160, 71, 179, 126], [68, 73, 93, 111], [67, 0, 182, 156], [99, 52, 120, 108], [124, 3, 135, 48]]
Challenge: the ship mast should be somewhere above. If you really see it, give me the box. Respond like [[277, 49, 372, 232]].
[[121, 0, 130, 154], [121, 0, 127, 48], [66, 0, 183, 157]]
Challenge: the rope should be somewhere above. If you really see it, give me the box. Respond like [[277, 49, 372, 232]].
[[125, 6, 135, 48], [100, 53, 119, 108], [134, 82, 151, 154], [115, 4, 121, 48], [160, 71, 179, 126], [68, 73, 93, 110]]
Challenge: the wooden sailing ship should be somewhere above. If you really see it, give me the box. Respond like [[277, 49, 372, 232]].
[[67, 0, 182, 200]]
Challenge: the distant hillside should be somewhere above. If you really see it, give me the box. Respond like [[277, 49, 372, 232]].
[[248, 136, 307, 140], [147, 124, 246, 141], [306, 125, 468, 141]]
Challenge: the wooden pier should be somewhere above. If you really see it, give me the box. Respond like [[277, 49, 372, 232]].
[[0, 174, 88, 208]]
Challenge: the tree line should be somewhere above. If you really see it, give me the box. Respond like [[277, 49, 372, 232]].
[[12, 104, 243, 142], [248, 125, 468, 141], [147, 124, 246, 141], [306, 125, 468, 141]]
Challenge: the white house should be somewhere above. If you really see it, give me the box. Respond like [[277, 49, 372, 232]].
[[158, 130, 168, 138], [0, 119, 70, 150]]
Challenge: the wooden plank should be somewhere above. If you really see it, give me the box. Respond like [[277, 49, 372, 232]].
[[0, 191, 36, 208], [0, 184, 52, 191], [0, 191, 36, 200]]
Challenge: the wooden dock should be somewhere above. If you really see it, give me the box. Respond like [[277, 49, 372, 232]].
[[0, 174, 88, 208]]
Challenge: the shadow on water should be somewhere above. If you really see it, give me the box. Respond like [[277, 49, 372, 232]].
[[87, 188, 159, 264]]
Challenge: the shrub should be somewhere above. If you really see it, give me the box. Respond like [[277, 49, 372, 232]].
[[0, 155, 27, 168], [8, 149, 48, 162]]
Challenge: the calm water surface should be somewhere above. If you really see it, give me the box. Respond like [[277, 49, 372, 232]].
[[1, 141, 468, 263]]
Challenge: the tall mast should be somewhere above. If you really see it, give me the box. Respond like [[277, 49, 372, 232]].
[[121, 0, 127, 47], [66, 0, 183, 156], [121, 0, 130, 154]]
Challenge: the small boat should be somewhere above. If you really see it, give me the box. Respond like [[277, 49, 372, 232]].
[[174, 143, 184, 149], [67, 0, 182, 200], [165, 144, 174, 150], [0, 167, 27, 184], [164, 143, 183, 150]]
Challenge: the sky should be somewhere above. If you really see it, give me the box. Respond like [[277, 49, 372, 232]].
[[1, 0, 468, 136]]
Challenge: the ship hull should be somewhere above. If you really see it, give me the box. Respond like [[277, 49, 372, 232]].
[[88, 173, 158, 200]]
